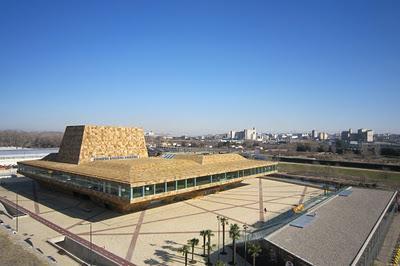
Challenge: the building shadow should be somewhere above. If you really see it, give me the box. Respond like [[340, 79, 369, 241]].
[[0, 177, 121, 222], [0, 176, 255, 223]]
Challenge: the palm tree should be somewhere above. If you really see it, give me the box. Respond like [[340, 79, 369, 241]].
[[219, 217, 229, 255], [179, 245, 190, 266], [206, 230, 214, 266], [248, 243, 262, 266], [229, 223, 241, 265], [187, 238, 199, 264], [200, 230, 208, 257]]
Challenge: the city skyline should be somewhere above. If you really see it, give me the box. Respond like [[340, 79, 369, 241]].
[[1, 1, 400, 135], [0, 124, 387, 137]]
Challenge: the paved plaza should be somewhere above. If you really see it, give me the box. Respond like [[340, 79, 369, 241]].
[[0, 177, 322, 265]]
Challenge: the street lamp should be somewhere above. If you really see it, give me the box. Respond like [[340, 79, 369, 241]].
[[90, 222, 93, 265], [15, 193, 19, 232], [217, 215, 221, 260], [79, 222, 93, 265]]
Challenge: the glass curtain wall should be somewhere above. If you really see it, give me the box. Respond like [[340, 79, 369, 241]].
[[19, 164, 277, 201]]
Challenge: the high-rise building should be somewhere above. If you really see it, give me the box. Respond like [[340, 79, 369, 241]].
[[312, 130, 318, 139], [227, 127, 257, 141], [358, 129, 374, 143], [341, 128, 374, 143], [228, 130, 236, 139], [244, 127, 257, 140], [318, 132, 328, 140]]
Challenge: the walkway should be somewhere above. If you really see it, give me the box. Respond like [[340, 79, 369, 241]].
[[0, 196, 136, 266], [375, 211, 400, 265]]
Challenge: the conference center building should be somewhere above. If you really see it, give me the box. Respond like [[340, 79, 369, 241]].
[[18, 125, 277, 212]]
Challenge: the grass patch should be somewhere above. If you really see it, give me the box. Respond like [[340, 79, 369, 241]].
[[278, 162, 400, 181]]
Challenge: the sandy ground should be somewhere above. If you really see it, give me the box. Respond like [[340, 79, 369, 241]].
[[0, 227, 49, 266]]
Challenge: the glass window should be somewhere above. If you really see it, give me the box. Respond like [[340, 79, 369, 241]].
[[212, 174, 220, 182], [155, 183, 166, 194], [132, 187, 143, 198], [144, 184, 154, 196], [89, 180, 102, 192], [219, 173, 227, 181], [109, 184, 119, 196], [244, 169, 251, 176], [177, 180, 186, 189], [120, 185, 130, 199], [196, 176, 211, 186], [167, 181, 176, 191], [226, 171, 238, 179], [187, 178, 195, 187], [228, 172, 233, 179]]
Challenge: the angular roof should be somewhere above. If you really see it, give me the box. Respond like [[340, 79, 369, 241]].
[[20, 154, 276, 186], [265, 188, 396, 266], [56, 125, 148, 164]]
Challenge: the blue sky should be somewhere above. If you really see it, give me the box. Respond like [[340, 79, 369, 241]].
[[1, 0, 399, 135]]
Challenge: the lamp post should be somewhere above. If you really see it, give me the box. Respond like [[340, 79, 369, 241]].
[[15, 193, 19, 232], [217, 215, 221, 260], [90, 222, 93, 265], [79, 222, 93, 265], [243, 224, 248, 264]]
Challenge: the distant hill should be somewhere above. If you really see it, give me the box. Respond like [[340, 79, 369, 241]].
[[0, 130, 63, 148]]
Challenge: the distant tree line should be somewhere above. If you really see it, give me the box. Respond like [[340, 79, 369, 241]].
[[0, 130, 63, 148], [296, 143, 312, 152]]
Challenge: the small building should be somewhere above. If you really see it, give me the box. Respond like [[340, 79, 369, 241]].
[[263, 187, 398, 266], [18, 125, 278, 212]]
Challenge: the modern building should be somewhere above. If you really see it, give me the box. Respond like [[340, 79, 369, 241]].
[[341, 128, 374, 143], [311, 130, 318, 139], [0, 148, 58, 167], [358, 128, 374, 143], [235, 130, 245, 140], [318, 132, 328, 140], [227, 127, 257, 141], [228, 130, 236, 139], [263, 187, 398, 266], [244, 127, 257, 140], [18, 125, 278, 212], [145, 130, 155, 137]]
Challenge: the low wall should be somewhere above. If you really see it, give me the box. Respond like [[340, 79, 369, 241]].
[[0, 199, 27, 219], [49, 236, 118, 266]]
